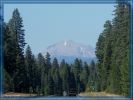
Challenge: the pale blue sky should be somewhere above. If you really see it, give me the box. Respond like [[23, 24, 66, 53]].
[[4, 4, 115, 54]]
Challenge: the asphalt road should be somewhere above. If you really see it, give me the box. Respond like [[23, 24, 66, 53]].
[[0, 96, 131, 100]]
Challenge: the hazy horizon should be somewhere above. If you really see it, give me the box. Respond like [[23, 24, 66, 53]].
[[4, 4, 115, 54]]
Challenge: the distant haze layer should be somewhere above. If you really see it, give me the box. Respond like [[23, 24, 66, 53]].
[[43, 40, 96, 64]]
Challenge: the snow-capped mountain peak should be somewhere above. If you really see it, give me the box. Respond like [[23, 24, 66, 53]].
[[64, 41, 67, 46], [43, 40, 96, 63]]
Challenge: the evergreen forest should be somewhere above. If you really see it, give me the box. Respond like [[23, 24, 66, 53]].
[[3, 2, 129, 96]]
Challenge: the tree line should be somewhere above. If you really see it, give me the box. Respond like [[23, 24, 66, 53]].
[[95, 3, 129, 96], [3, 9, 97, 95]]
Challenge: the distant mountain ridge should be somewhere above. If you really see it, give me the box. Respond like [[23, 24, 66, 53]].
[[43, 40, 96, 64]]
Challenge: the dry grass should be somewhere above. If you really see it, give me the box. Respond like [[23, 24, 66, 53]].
[[3, 92, 37, 97], [79, 92, 120, 96], [4, 92, 120, 97]]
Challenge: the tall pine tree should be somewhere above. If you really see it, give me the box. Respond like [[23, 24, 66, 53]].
[[7, 8, 26, 92]]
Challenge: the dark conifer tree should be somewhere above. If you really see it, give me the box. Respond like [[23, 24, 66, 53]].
[[7, 9, 26, 92], [51, 57, 59, 77], [45, 52, 51, 74], [46, 73, 54, 95], [73, 58, 81, 94], [59, 60, 70, 93], [3, 23, 16, 92], [95, 3, 129, 95], [37, 53, 46, 95], [25, 45, 37, 92], [110, 4, 129, 95], [80, 62, 89, 91]]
